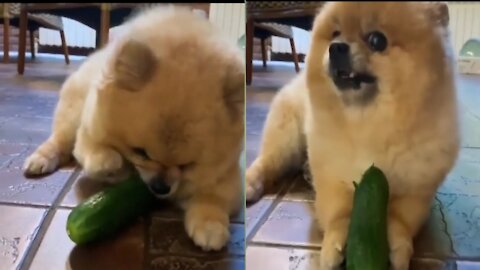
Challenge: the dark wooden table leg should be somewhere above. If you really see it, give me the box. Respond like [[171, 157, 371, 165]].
[[3, 17, 9, 63], [95, 30, 101, 48], [100, 4, 110, 47], [30, 30, 35, 59], [246, 18, 254, 85], [17, 6, 27, 75], [261, 38, 267, 68]]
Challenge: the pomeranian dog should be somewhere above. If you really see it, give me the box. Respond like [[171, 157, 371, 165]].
[[23, 6, 245, 251], [246, 2, 458, 269]]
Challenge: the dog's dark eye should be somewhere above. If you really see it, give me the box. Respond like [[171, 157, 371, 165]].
[[332, 30, 341, 39], [179, 162, 195, 171], [132, 147, 149, 159], [367, 31, 387, 52]]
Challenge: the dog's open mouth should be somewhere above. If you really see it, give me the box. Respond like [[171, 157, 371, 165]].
[[332, 70, 377, 90]]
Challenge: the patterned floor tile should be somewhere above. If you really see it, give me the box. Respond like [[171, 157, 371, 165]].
[[0, 205, 46, 270]]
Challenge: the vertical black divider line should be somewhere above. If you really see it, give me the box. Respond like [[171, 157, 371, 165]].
[[142, 213, 153, 270]]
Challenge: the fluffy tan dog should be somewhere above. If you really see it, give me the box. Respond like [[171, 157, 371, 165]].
[[24, 6, 245, 251], [246, 2, 459, 269]]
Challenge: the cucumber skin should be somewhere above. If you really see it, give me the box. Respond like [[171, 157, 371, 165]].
[[66, 174, 157, 245], [346, 165, 390, 270]]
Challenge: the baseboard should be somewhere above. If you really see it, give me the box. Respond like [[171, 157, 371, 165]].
[[271, 52, 306, 63], [39, 46, 308, 63], [38, 45, 95, 56]]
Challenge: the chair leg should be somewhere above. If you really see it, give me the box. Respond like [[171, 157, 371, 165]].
[[29, 30, 35, 59], [261, 38, 267, 68], [59, 30, 70, 65], [246, 18, 254, 85], [3, 17, 9, 63], [17, 6, 27, 75], [289, 38, 300, 73], [95, 31, 102, 48]]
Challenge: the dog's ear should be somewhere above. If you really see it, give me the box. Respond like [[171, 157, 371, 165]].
[[223, 58, 245, 122], [424, 2, 449, 28], [112, 39, 157, 91]]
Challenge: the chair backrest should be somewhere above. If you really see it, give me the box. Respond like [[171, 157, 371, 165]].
[[0, 3, 21, 18], [255, 23, 294, 39], [247, 2, 322, 12], [0, 3, 64, 31]]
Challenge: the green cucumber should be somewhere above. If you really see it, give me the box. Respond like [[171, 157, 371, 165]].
[[66, 174, 157, 245], [346, 165, 390, 270]]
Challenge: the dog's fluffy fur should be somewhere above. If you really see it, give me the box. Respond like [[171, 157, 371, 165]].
[[246, 2, 459, 269], [24, 6, 244, 251]]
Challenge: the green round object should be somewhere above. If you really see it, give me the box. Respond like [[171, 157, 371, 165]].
[[460, 38, 480, 57]]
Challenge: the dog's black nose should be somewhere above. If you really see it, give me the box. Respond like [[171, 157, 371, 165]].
[[329, 42, 349, 56], [328, 42, 350, 57], [149, 177, 171, 195], [329, 42, 352, 80]]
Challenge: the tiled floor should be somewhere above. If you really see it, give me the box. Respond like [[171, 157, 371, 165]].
[[0, 55, 244, 270], [245, 60, 480, 270]]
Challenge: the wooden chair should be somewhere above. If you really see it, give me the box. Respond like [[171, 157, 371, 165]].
[[255, 22, 300, 72], [16, 3, 210, 74], [1, 3, 69, 64], [246, 1, 323, 85]]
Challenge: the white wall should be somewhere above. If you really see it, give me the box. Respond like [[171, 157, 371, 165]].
[[39, 17, 95, 48], [39, 3, 245, 48], [209, 3, 245, 43], [272, 27, 310, 55], [449, 2, 480, 54]]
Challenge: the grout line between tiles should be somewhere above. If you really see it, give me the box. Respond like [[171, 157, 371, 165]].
[[248, 241, 322, 251], [248, 241, 480, 264], [56, 205, 75, 210], [246, 174, 300, 243], [0, 201, 50, 209], [18, 167, 82, 270], [230, 221, 245, 225]]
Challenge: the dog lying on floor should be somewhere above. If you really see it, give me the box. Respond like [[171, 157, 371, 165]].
[[24, 6, 245, 251]]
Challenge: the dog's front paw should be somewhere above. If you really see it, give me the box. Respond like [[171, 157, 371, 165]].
[[185, 206, 230, 251], [83, 148, 127, 183], [388, 214, 414, 270], [389, 235, 413, 270], [319, 227, 348, 270], [245, 163, 265, 202], [23, 150, 59, 176], [319, 241, 344, 270]]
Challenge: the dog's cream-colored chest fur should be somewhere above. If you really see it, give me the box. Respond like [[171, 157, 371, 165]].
[[304, 82, 459, 196]]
